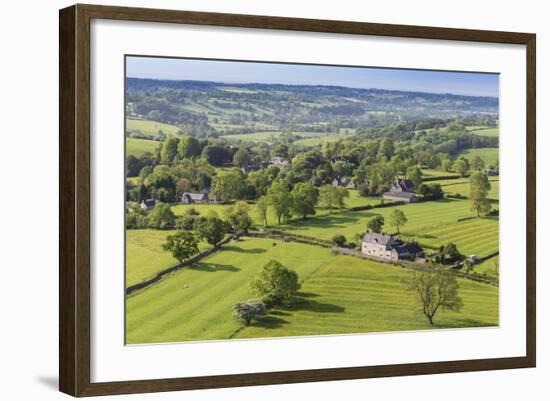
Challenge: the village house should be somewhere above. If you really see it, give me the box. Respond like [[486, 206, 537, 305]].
[[361, 232, 424, 261], [331, 176, 356, 189], [269, 156, 290, 168], [140, 199, 156, 211], [382, 178, 418, 203], [181, 189, 213, 204]]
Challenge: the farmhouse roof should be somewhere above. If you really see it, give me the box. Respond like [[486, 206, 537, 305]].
[[362, 233, 397, 248], [141, 199, 156, 208], [182, 192, 208, 201]]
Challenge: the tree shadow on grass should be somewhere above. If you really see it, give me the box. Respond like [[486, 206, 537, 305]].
[[224, 246, 267, 254], [434, 318, 496, 329], [252, 315, 289, 329], [190, 262, 240, 273]]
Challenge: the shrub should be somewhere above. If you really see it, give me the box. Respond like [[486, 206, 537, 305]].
[[332, 234, 347, 247]]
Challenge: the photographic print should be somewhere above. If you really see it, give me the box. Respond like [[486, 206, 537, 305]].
[[124, 56, 499, 345]]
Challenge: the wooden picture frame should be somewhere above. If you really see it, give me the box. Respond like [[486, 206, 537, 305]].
[[59, 3, 536, 397]]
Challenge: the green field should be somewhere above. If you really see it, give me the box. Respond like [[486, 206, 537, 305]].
[[459, 147, 499, 165], [126, 237, 498, 344], [126, 137, 159, 157], [126, 118, 181, 136], [474, 256, 499, 279], [404, 217, 499, 257], [126, 229, 210, 287], [468, 127, 499, 137], [278, 198, 498, 257], [438, 178, 500, 199]]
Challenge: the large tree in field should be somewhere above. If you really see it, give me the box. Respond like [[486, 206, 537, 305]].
[[453, 157, 470, 177], [224, 201, 253, 234], [318, 185, 337, 214], [233, 300, 267, 326], [388, 209, 408, 234], [256, 195, 270, 227], [211, 169, 247, 202], [406, 267, 463, 326], [146, 202, 175, 229], [367, 215, 384, 233], [250, 260, 301, 305], [290, 182, 318, 220], [267, 180, 292, 224], [335, 187, 350, 212], [195, 215, 226, 246], [469, 171, 492, 217], [471, 155, 485, 171], [162, 231, 200, 264]]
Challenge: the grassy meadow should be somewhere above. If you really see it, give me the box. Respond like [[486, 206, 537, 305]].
[[126, 118, 181, 136], [126, 137, 159, 157], [459, 147, 499, 165], [126, 229, 211, 287], [126, 237, 498, 344]]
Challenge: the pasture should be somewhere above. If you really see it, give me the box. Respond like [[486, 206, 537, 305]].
[[278, 198, 499, 257], [126, 229, 210, 287], [126, 118, 181, 136], [125, 237, 499, 344], [468, 127, 499, 137], [126, 137, 159, 157], [438, 178, 500, 199], [459, 147, 499, 165]]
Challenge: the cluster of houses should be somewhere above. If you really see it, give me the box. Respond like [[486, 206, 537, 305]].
[[361, 232, 424, 261]]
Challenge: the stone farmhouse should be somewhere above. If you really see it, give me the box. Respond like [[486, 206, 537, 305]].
[[181, 189, 213, 204], [361, 232, 424, 261], [382, 178, 418, 203]]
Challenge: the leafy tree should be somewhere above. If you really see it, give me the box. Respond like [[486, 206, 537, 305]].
[[388, 209, 408, 234], [162, 231, 200, 264], [211, 169, 247, 202], [332, 234, 347, 247], [233, 300, 267, 326], [146, 202, 175, 229], [406, 165, 423, 187], [247, 170, 270, 197], [441, 157, 452, 172], [366, 216, 384, 233], [160, 137, 180, 165], [469, 171, 492, 217], [256, 196, 270, 227], [290, 182, 318, 219], [233, 148, 252, 168], [175, 178, 193, 197], [453, 157, 470, 177], [318, 185, 337, 214], [250, 260, 301, 305], [406, 267, 463, 325], [195, 215, 226, 246], [201, 144, 232, 166], [177, 136, 202, 159], [126, 202, 147, 229], [377, 137, 394, 161], [224, 201, 253, 233], [471, 155, 485, 171], [267, 180, 292, 224], [417, 183, 444, 199], [335, 187, 350, 212]]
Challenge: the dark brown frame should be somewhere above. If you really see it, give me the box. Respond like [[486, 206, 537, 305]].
[[59, 3, 536, 397]]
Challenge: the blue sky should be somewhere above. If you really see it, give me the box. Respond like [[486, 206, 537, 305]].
[[126, 56, 499, 97]]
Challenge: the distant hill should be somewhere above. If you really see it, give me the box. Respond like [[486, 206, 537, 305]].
[[126, 78, 499, 137]]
